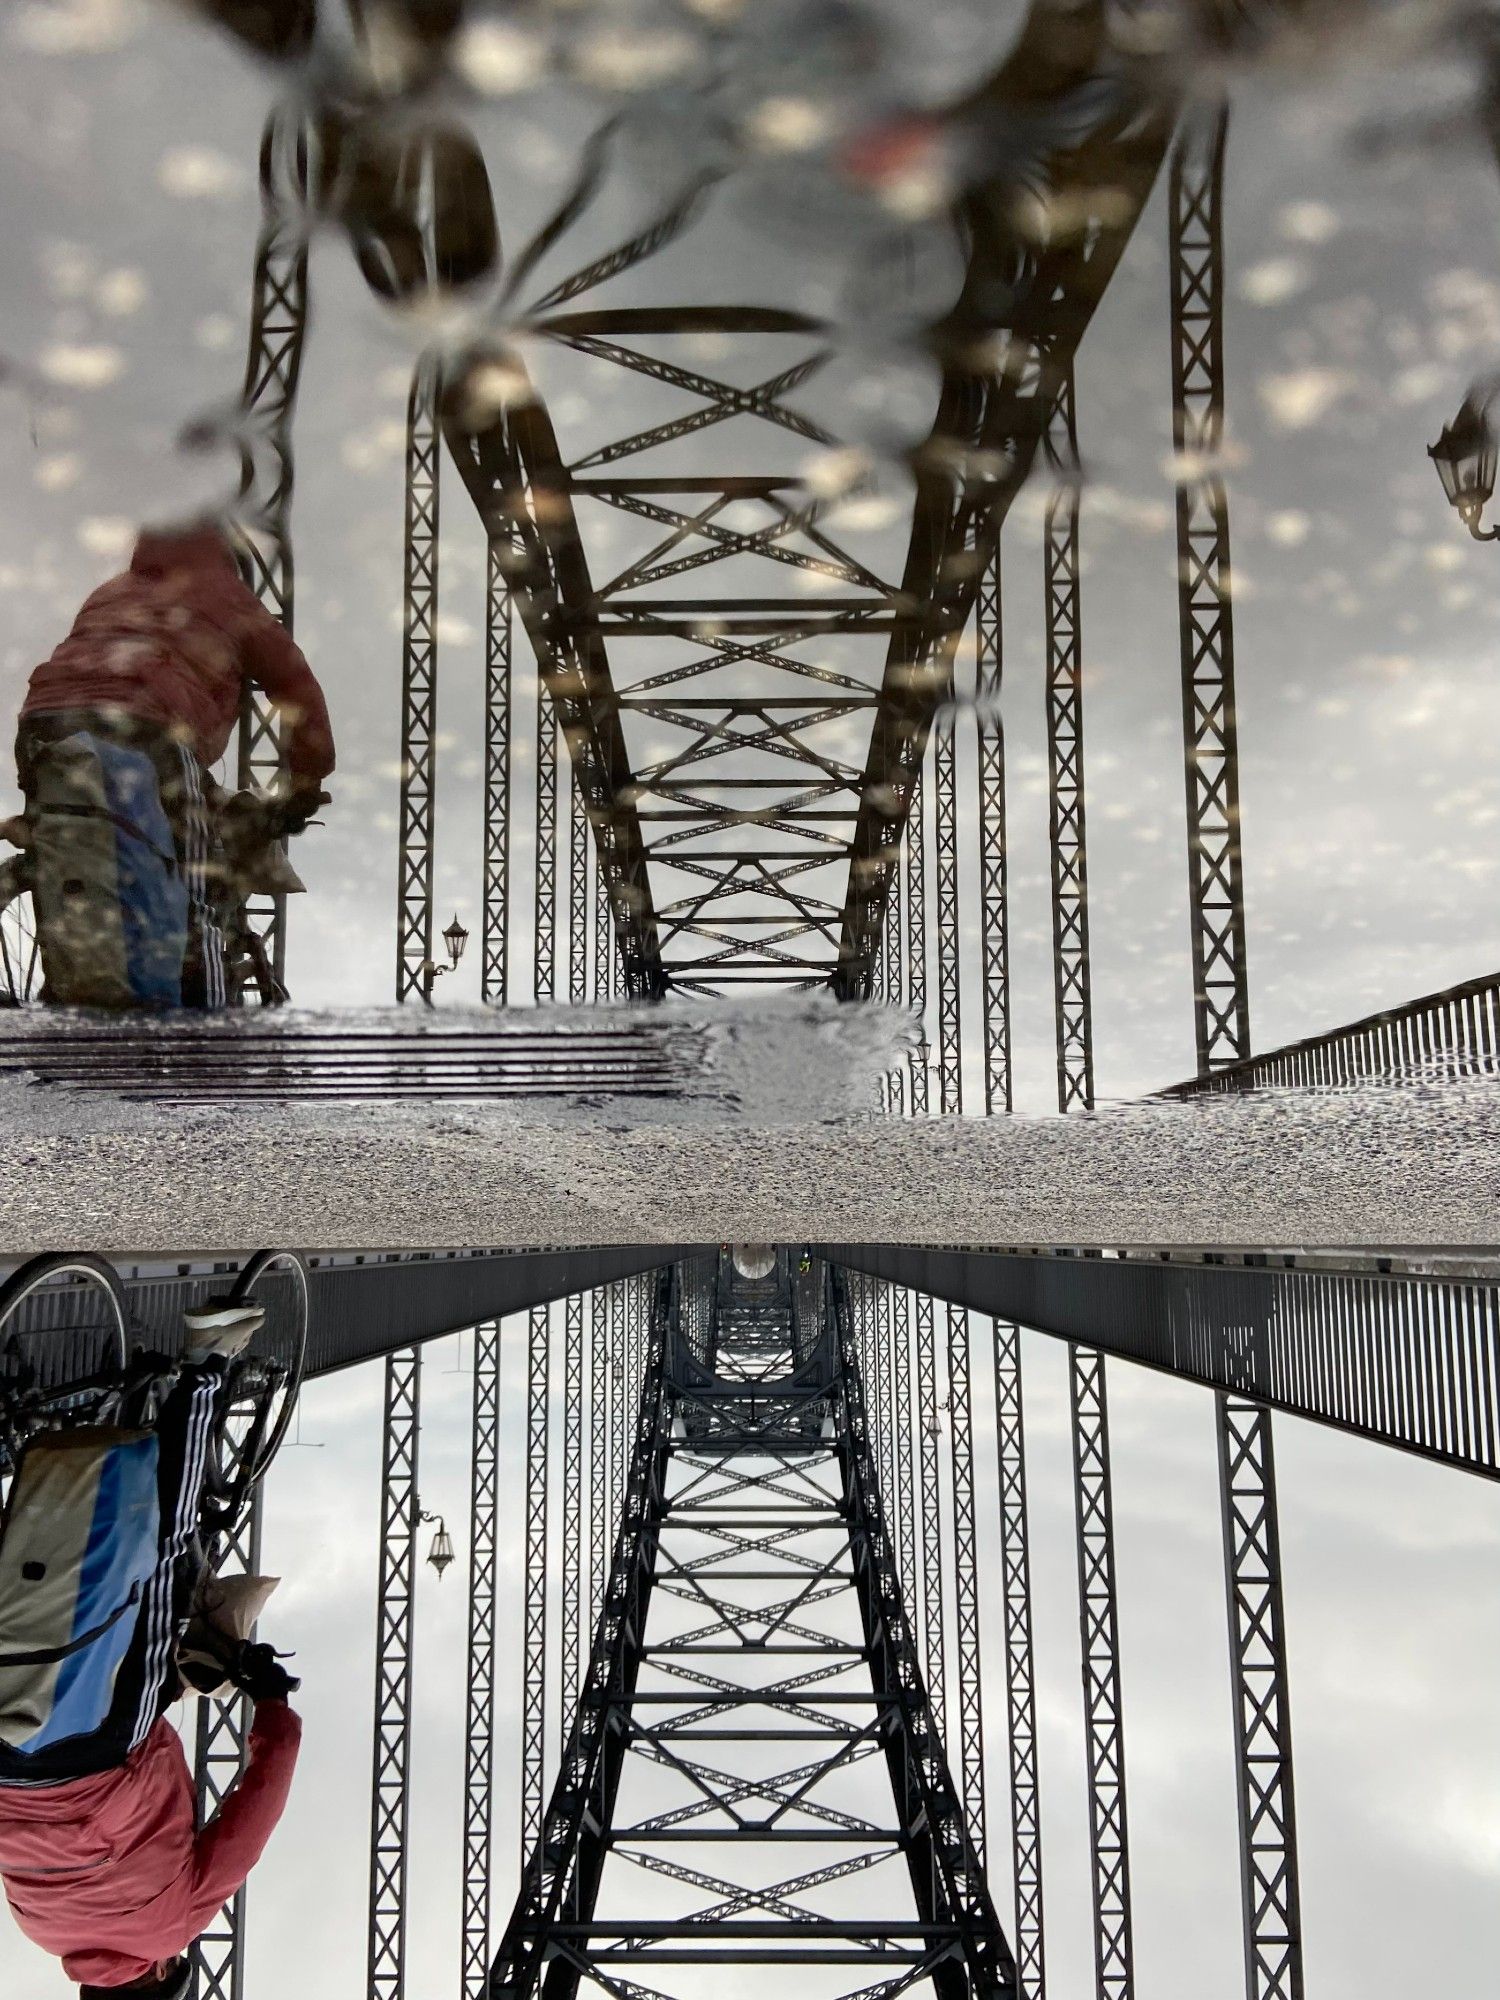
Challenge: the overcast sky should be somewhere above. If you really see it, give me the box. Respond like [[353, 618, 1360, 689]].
[[2, 2, 1499, 1997]]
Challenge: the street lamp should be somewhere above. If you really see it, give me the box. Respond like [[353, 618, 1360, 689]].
[[421, 912, 470, 1003], [419, 1508, 454, 1578], [1429, 394, 1500, 541]]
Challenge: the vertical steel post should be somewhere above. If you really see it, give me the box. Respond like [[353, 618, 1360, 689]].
[[568, 755, 588, 1006], [994, 1318, 1046, 1998], [1040, 363, 1131, 1997], [534, 704, 558, 1003], [933, 668, 964, 1115], [904, 768, 930, 1113], [593, 826, 613, 1000], [913, 1289, 946, 1737], [560, 1293, 586, 1744], [369, 1348, 422, 2000], [396, 363, 441, 1004], [190, 1490, 262, 2000], [461, 1321, 502, 2000], [1171, 108, 1302, 2000], [588, 1291, 608, 1639], [483, 540, 513, 1006], [234, 110, 309, 988], [946, 1302, 986, 1861], [1070, 1343, 1134, 2000], [1216, 1394, 1304, 2000], [891, 1284, 918, 1619], [1044, 368, 1094, 1113], [976, 544, 1013, 1114], [885, 831, 908, 1118], [519, 1304, 550, 1871], [1170, 102, 1252, 1074]]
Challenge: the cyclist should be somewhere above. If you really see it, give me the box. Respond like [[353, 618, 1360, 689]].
[[8, 519, 335, 1007], [0, 1301, 303, 1996]]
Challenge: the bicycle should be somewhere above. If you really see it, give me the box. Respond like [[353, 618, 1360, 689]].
[[0, 1250, 309, 1557], [0, 865, 287, 1008]]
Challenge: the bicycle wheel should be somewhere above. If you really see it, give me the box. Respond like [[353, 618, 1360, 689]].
[[202, 1249, 308, 1501], [0, 863, 41, 1006], [0, 1253, 129, 1383]]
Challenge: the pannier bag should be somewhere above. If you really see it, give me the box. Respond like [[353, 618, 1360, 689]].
[[31, 731, 189, 1007], [0, 1428, 160, 1753]]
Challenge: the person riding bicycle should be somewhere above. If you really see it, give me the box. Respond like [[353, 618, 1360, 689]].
[[7, 519, 335, 1007], [0, 1303, 302, 1996]]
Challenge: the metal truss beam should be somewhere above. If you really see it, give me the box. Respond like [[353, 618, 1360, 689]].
[[520, 1305, 550, 1872], [906, 767, 931, 1114], [825, 1244, 1500, 1480], [190, 1488, 262, 2000], [914, 1289, 947, 1738], [993, 1320, 1045, 1998], [1043, 369, 1094, 1113], [560, 1291, 586, 1742], [426, 10, 1173, 1002], [483, 541, 513, 1004], [1170, 103, 1251, 1072], [462, 1322, 503, 2000], [1217, 1395, 1304, 2000], [836, 23, 1175, 995], [534, 705, 558, 1001], [396, 362, 441, 1003], [369, 1347, 422, 2000], [489, 1255, 1016, 1999], [934, 691, 964, 1114], [233, 109, 310, 987], [568, 757, 588, 1006], [1070, 1345, 1134, 2000], [587, 1291, 609, 1645], [976, 546, 1012, 1114], [946, 1304, 986, 1860]]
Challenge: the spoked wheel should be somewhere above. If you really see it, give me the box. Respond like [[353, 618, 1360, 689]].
[[0, 864, 41, 1006], [203, 1249, 308, 1504], [0, 1254, 130, 1491], [0, 1253, 129, 1384]]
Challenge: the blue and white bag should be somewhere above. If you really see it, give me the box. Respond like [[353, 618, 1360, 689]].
[[0, 1428, 161, 1753]]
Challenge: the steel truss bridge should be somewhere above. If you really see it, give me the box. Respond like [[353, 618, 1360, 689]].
[[11, 3, 1496, 2000]]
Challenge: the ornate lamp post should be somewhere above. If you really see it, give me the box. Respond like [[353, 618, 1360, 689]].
[[421, 912, 470, 1003], [1429, 394, 1500, 541]]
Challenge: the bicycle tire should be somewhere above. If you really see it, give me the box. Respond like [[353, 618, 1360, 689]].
[[0, 1253, 129, 1379], [202, 1249, 308, 1499]]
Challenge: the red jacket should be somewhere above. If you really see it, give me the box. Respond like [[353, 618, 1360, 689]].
[[22, 528, 336, 789], [0, 1701, 300, 1988]]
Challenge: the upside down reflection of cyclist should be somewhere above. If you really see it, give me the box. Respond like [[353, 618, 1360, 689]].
[[0, 1299, 301, 1998], [5, 520, 335, 1008]]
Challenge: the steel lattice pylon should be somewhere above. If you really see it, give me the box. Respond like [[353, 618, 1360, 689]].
[[934, 678, 963, 1115], [488, 1253, 1018, 1999], [189, 1489, 262, 2000], [1042, 369, 1093, 1116], [1217, 1394, 1303, 2000], [1169, 105, 1302, 2000], [483, 542, 514, 1004], [520, 1304, 551, 1867], [462, 1322, 503, 2000], [992, 1321, 1044, 1999], [396, 364, 442, 1003], [1069, 1345, 1134, 2000], [975, 547, 1012, 1116], [1170, 102, 1252, 1074], [370, 1347, 423, 2000], [232, 108, 310, 988]]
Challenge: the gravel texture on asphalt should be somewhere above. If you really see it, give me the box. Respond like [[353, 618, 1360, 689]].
[[0, 1002, 1495, 1257]]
